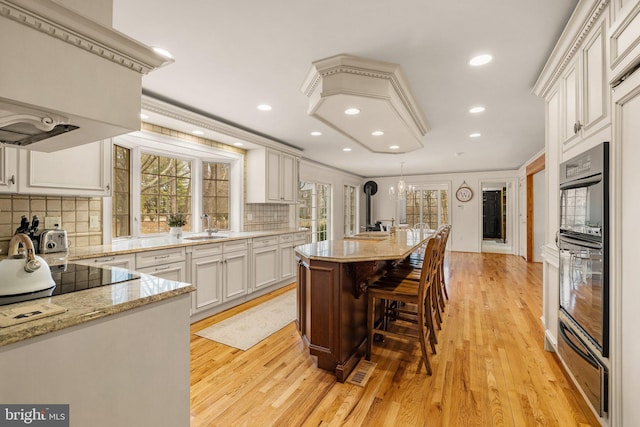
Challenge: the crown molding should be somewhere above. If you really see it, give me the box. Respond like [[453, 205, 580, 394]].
[[0, 0, 172, 74], [141, 95, 303, 157], [301, 54, 429, 154], [533, 0, 609, 97]]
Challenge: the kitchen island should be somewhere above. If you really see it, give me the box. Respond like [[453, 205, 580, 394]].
[[295, 230, 433, 382], [0, 268, 194, 427]]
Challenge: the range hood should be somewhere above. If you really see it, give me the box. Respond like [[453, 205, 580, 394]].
[[0, 0, 173, 152]]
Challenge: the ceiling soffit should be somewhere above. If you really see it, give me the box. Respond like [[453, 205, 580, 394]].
[[300, 54, 429, 154]]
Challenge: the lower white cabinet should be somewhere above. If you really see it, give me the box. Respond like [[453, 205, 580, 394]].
[[136, 247, 187, 282], [279, 234, 295, 282], [137, 261, 187, 282], [252, 236, 279, 291], [190, 243, 223, 312], [84, 253, 136, 270], [222, 240, 249, 302], [190, 240, 248, 314]]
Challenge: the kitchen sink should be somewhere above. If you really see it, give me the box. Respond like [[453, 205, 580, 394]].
[[184, 235, 227, 241]]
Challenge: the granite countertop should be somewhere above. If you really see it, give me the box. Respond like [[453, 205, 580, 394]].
[[0, 268, 195, 348], [57, 228, 307, 262], [295, 230, 434, 263], [0, 229, 308, 347]]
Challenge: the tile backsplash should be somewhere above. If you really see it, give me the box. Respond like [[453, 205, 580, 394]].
[[244, 204, 290, 231], [0, 195, 102, 255]]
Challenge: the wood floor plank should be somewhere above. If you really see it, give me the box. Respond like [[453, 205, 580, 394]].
[[190, 252, 600, 426]]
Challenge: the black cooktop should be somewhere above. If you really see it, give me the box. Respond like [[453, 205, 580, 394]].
[[0, 263, 140, 306], [48, 263, 140, 296]]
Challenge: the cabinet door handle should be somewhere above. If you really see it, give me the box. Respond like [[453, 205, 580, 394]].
[[155, 265, 171, 271], [573, 121, 582, 134], [9, 175, 15, 185]]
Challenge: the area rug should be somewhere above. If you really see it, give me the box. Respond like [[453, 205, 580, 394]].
[[195, 290, 296, 351]]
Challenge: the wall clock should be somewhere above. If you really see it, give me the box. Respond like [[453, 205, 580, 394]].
[[455, 182, 473, 202]]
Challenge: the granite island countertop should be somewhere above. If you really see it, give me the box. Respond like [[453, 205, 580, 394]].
[[0, 267, 195, 348], [295, 230, 434, 263]]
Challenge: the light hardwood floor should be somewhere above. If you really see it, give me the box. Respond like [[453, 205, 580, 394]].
[[190, 252, 599, 426]]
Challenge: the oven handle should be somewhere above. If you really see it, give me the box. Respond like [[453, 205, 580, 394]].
[[560, 174, 602, 190], [558, 234, 602, 250], [559, 322, 598, 369]]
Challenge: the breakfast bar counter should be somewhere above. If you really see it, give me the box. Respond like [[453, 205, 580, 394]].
[[295, 231, 432, 382]]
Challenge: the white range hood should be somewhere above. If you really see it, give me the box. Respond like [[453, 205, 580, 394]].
[[0, 0, 172, 152]]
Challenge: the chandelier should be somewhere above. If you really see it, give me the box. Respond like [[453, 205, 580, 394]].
[[389, 162, 413, 201]]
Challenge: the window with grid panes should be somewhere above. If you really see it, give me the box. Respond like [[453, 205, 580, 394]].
[[112, 144, 131, 238], [298, 181, 330, 243], [202, 162, 230, 229], [405, 187, 449, 229], [343, 184, 357, 236], [140, 153, 192, 234]]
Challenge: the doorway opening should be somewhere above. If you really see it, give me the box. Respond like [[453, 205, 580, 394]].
[[481, 181, 514, 254]]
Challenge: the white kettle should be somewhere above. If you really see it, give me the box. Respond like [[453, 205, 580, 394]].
[[0, 234, 55, 297]]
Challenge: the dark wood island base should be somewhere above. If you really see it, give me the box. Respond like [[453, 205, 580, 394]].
[[295, 232, 432, 382]]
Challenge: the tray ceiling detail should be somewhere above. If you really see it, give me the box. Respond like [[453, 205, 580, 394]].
[[300, 54, 429, 154]]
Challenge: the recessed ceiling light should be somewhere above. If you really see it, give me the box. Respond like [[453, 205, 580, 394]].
[[469, 54, 493, 66], [455, 152, 465, 157], [343, 147, 352, 152], [257, 104, 272, 111], [152, 47, 174, 60], [344, 107, 361, 115], [234, 142, 244, 147], [310, 131, 322, 136], [140, 113, 149, 120], [389, 145, 400, 150], [371, 130, 384, 136], [192, 130, 204, 135], [469, 133, 481, 138], [469, 106, 485, 114]]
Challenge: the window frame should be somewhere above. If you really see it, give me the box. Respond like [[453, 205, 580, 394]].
[[400, 183, 450, 229], [104, 131, 243, 242]]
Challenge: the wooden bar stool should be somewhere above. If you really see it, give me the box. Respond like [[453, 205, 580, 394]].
[[366, 237, 440, 375]]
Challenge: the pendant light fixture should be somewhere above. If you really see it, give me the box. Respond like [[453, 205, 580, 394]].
[[389, 162, 413, 201]]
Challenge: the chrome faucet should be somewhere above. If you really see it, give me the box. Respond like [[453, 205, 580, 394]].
[[8, 233, 41, 272], [201, 213, 218, 236]]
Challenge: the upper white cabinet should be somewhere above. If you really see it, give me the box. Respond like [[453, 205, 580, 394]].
[[610, 1, 640, 80], [561, 13, 609, 148], [0, 146, 18, 193], [0, 140, 112, 196], [247, 148, 298, 204]]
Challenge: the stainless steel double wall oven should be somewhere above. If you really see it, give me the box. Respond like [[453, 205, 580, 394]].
[[558, 141, 609, 417]]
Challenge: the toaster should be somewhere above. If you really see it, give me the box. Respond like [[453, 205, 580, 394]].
[[38, 229, 69, 254]]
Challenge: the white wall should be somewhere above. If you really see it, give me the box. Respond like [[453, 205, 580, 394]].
[[533, 169, 545, 262], [299, 160, 363, 241], [364, 170, 519, 253]]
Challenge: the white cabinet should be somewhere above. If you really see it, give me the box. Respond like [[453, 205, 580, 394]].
[[17, 139, 111, 196], [221, 240, 249, 302], [561, 14, 609, 148], [190, 243, 223, 312], [84, 253, 136, 270], [247, 148, 298, 203], [0, 146, 17, 193], [251, 235, 279, 290], [279, 234, 295, 282], [136, 247, 187, 282]]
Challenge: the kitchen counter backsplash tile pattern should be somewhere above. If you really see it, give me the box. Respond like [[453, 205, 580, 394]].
[[244, 204, 289, 231], [0, 195, 102, 255]]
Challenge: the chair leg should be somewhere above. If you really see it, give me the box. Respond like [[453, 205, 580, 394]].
[[417, 292, 433, 375], [440, 263, 449, 302], [426, 286, 437, 354]]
